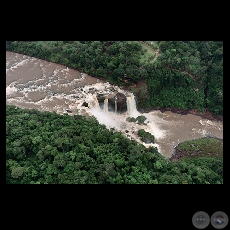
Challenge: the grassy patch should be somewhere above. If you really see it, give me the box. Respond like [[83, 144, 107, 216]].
[[130, 87, 139, 93], [145, 41, 159, 49], [172, 137, 223, 160], [140, 43, 156, 64]]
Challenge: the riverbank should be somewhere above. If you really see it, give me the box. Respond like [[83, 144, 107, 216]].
[[6, 51, 223, 158], [169, 137, 223, 161], [138, 106, 222, 122], [124, 79, 223, 123], [80, 76, 223, 124]]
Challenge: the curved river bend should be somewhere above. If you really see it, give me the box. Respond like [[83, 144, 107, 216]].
[[6, 51, 223, 158]]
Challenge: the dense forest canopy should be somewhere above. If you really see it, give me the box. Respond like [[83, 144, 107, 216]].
[[6, 41, 223, 184], [6, 41, 223, 116], [6, 105, 223, 184]]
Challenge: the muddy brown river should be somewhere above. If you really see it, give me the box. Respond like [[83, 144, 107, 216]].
[[6, 51, 223, 158]]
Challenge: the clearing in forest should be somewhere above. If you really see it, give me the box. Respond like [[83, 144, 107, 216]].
[[140, 41, 159, 63]]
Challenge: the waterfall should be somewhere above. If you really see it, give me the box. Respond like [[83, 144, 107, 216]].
[[104, 98, 108, 112], [88, 95, 100, 109], [114, 96, 117, 113], [126, 93, 137, 116], [93, 96, 100, 109]]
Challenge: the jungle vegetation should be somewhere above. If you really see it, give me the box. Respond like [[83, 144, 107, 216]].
[[6, 41, 223, 116], [6, 41, 223, 184], [6, 105, 223, 184]]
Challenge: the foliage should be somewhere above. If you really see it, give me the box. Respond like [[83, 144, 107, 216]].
[[173, 137, 223, 159], [6, 40, 222, 116], [5, 40, 223, 183], [6, 105, 223, 184], [137, 129, 155, 144], [126, 115, 147, 125], [136, 115, 147, 124], [126, 117, 137, 122]]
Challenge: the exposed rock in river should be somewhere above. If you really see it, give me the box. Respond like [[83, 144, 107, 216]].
[[108, 92, 127, 113], [6, 51, 223, 158]]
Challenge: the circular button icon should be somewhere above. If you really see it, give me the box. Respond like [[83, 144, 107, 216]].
[[192, 211, 210, 229], [211, 211, 228, 229]]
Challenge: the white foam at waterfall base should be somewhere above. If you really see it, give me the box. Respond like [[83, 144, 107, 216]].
[[145, 122, 166, 140], [90, 107, 123, 130]]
